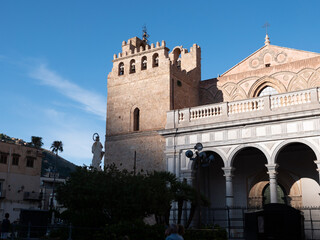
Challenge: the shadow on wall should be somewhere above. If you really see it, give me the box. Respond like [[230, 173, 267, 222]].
[[199, 78, 224, 105]]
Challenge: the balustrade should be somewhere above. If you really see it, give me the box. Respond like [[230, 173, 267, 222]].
[[171, 88, 319, 127], [271, 90, 311, 109]]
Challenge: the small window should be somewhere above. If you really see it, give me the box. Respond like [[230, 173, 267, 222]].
[[177, 60, 181, 69], [141, 56, 147, 70], [0, 153, 8, 164], [130, 59, 136, 74], [118, 62, 124, 75], [26, 157, 35, 168], [12, 154, 20, 166], [133, 108, 140, 131], [153, 53, 159, 67], [265, 63, 271, 67]]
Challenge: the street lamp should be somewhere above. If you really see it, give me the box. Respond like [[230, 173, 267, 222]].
[[185, 143, 214, 228]]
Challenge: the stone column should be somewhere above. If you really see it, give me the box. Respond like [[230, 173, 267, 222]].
[[314, 160, 320, 184], [222, 167, 235, 207], [266, 164, 278, 203]]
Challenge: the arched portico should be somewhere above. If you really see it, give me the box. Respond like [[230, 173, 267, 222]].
[[230, 146, 269, 207], [271, 139, 320, 165], [227, 143, 271, 168], [272, 141, 320, 207]]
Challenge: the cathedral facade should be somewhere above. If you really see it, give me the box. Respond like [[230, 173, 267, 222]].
[[106, 35, 320, 236]]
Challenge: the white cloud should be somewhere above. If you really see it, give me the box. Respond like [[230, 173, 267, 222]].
[[30, 64, 107, 119]]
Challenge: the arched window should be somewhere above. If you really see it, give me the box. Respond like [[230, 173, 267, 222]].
[[130, 59, 136, 74], [141, 56, 147, 70], [153, 53, 159, 67], [118, 62, 124, 76], [173, 48, 181, 69], [133, 108, 140, 131], [258, 86, 278, 97]]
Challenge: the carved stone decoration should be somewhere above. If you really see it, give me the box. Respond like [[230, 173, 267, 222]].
[[275, 52, 287, 64], [248, 76, 286, 98], [287, 76, 308, 92]]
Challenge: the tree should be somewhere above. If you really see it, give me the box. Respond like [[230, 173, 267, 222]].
[[56, 164, 209, 239], [50, 140, 63, 224], [31, 136, 43, 149], [50, 141, 63, 155]]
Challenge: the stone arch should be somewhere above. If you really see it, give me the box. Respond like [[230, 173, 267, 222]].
[[287, 76, 308, 92], [152, 53, 159, 67], [129, 59, 136, 74], [307, 67, 320, 88], [248, 169, 302, 208], [270, 139, 320, 164], [141, 56, 147, 70], [118, 62, 124, 76], [248, 76, 287, 98], [186, 147, 227, 170], [227, 144, 271, 167], [129, 104, 140, 131], [172, 47, 182, 62], [221, 82, 247, 101]]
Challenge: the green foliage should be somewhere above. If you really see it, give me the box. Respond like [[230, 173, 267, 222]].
[[99, 220, 165, 240], [41, 151, 76, 178], [31, 136, 43, 148], [51, 141, 63, 155], [56, 164, 212, 239], [184, 225, 227, 240]]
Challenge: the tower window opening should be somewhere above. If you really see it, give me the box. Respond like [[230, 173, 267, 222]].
[[265, 63, 271, 67], [133, 108, 140, 131], [130, 59, 136, 73], [141, 56, 147, 70], [119, 62, 124, 75], [153, 53, 159, 67], [177, 60, 181, 69]]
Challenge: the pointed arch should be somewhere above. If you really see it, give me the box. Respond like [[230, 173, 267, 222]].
[[248, 76, 287, 98]]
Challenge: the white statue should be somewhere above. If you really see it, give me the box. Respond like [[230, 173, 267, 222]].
[[91, 133, 104, 170]]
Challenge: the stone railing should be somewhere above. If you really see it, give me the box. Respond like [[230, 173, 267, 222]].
[[228, 98, 264, 115], [166, 88, 320, 129], [270, 90, 311, 109]]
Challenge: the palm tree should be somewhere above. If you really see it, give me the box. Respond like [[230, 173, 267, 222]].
[[50, 140, 63, 224], [31, 136, 43, 149], [51, 141, 63, 156]]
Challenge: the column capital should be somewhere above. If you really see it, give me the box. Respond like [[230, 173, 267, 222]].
[[266, 163, 278, 177], [222, 167, 235, 177]]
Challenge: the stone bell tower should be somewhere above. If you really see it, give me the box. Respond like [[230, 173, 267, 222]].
[[105, 36, 201, 171]]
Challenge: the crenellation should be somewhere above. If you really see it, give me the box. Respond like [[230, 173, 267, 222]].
[[113, 54, 117, 60], [161, 40, 166, 47], [156, 41, 160, 47], [122, 41, 126, 46], [151, 43, 155, 49]]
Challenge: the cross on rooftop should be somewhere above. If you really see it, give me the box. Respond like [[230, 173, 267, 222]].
[[262, 22, 270, 35]]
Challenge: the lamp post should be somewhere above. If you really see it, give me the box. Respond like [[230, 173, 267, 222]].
[[185, 143, 214, 228]]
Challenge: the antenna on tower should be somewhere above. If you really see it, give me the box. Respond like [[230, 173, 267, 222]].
[[142, 25, 150, 44]]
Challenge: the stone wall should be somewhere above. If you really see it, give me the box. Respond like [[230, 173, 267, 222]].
[[105, 132, 165, 171], [200, 50, 320, 104], [105, 37, 201, 171]]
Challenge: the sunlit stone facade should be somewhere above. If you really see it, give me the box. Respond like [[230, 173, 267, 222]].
[[106, 35, 320, 236]]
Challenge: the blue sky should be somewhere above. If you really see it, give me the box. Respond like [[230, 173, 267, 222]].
[[1, 0, 320, 166]]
